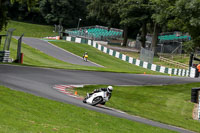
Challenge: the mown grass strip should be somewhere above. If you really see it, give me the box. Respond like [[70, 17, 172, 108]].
[[51, 41, 165, 74], [8, 38, 99, 70], [6, 37, 164, 74], [0, 86, 175, 133], [1, 21, 56, 38], [76, 83, 200, 132]]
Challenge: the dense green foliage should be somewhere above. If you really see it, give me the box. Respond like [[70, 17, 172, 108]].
[[175, 0, 200, 52], [39, 0, 88, 27], [0, 0, 9, 31], [1, 0, 200, 51]]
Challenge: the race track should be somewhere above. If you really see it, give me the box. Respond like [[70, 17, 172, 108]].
[[13, 37, 101, 67], [0, 64, 199, 133]]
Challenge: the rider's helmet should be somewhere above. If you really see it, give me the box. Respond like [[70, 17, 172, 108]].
[[107, 86, 113, 93], [85, 52, 87, 54]]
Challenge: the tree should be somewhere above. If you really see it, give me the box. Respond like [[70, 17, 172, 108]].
[[150, 0, 177, 53], [0, 0, 39, 31], [118, 0, 153, 47], [40, 0, 88, 28], [175, 0, 200, 52], [87, 0, 153, 46], [0, 0, 10, 31], [87, 0, 119, 26]]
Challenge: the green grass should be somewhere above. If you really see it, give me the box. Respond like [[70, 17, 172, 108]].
[[1, 21, 57, 38], [51, 41, 165, 74], [0, 20, 193, 71], [76, 83, 200, 132], [6, 37, 164, 74], [8, 38, 98, 70], [0, 86, 175, 133], [1, 20, 199, 70]]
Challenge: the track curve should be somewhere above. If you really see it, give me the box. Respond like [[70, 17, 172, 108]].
[[0, 64, 199, 133], [13, 37, 102, 67]]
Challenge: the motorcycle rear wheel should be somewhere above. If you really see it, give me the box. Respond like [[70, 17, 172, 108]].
[[91, 96, 103, 106]]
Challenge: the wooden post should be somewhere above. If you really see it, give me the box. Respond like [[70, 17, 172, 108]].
[[20, 53, 24, 64]]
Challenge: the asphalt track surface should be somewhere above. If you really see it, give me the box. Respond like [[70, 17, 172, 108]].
[[13, 37, 101, 67], [0, 64, 199, 133]]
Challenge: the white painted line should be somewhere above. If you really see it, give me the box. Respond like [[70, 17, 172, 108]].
[[103, 47, 107, 53], [168, 68, 172, 74], [122, 54, 126, 61], [66, 37, 71, 41], [93, 41, 97, 48], [160, 66, 165, 73], [109, 49, 113, 56], [143, 62, 148, 69], [115, 52, 120, 58], [75, 38, 81, 43], [136, 59, 140, 66], [129, 57, 133, 64], [174, 69, 177, 75], [151, 64, 156, 71], [178, 69, 181, 76], [98, 44, 101, 50], [182, 69, 185, 76], [88, 40, 92, 45], [47, 42, 104, 68]]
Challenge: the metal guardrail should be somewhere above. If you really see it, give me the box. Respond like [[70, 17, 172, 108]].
[[0, 51, 10, 62], [159, 56, 188, 69]]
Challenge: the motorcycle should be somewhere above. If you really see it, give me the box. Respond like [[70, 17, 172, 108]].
[[83, 54, 88, 62], [83, 91, 110, 106]]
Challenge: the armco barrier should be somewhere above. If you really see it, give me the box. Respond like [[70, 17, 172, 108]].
[[0, 51, 10, 62], [66, 36, 195, 77]]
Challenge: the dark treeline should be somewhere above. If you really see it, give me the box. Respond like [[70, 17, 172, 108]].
[[8, 0, 90, 27], [1, 0, 200, 51], [7, 0, 139, 39]]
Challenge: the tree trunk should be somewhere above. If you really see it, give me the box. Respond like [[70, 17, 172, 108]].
[[151, 23, 160, 54], [122, 25, 128, 47], [141, 22, 147, 48]]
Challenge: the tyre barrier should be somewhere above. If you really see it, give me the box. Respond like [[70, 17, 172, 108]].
[[0, 51, 10, 62], [191, 88, 200, 120], [65, 36, 195, 77]]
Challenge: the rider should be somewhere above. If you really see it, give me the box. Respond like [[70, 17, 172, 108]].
[[88, 86, 113, 99], [83, 52, 88, 61]]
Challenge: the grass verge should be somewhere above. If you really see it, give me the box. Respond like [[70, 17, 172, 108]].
[[7, 37, 164, 75], [76, 83, 200, 132], [51, 41, 165, 74], [0, 21, 56, 38], [0, 86, 175, 133], [1, 20, 199, 70]]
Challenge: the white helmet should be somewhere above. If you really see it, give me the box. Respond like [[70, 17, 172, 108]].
[[107, 86, 113, 93]]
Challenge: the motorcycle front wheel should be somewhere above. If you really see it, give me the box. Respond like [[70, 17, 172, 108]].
[[91, 96, 103, 106], [83, 98, 87, 103]]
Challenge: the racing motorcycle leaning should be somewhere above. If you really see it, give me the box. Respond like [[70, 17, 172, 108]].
[[83, 86, 113, 106]]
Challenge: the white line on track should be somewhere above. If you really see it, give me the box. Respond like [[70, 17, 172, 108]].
[[47, 41, 104, 68]]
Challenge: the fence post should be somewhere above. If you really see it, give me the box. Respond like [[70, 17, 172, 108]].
[[20, 53, 24, 64], [3, 28, 15, 51], [16, 34, 24, 63]]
